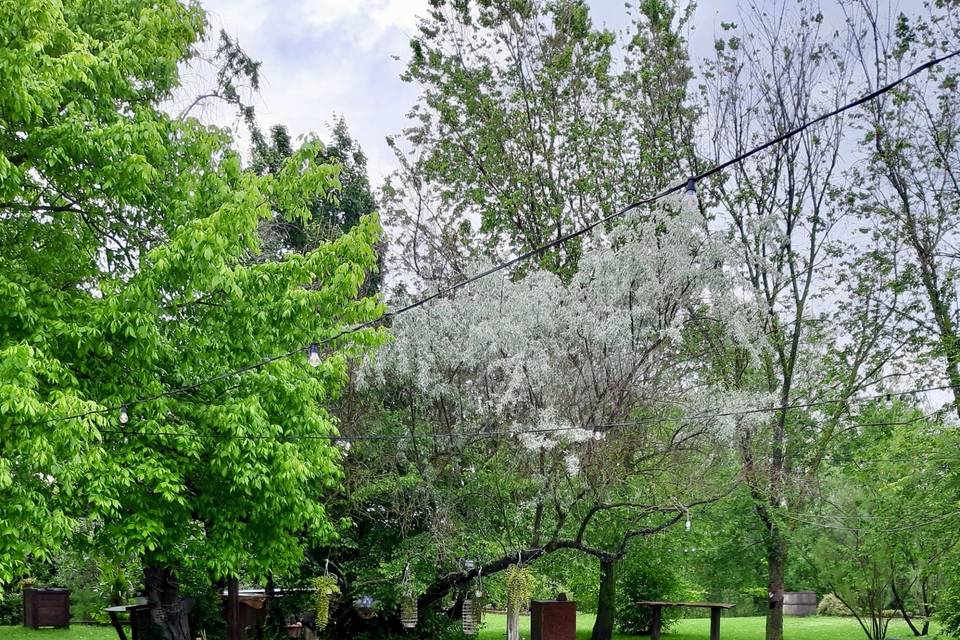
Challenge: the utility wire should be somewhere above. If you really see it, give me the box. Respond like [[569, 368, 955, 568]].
[[96, 383, 957, 443], [11, 47, 960, 432], [782, 509, 960, 533]]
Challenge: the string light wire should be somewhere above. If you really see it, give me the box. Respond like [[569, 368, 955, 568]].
[[94, 383, 959, 443]]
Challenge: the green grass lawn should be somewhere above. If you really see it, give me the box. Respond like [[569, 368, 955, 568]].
[[0, 627, 115, 640], [0, 616, 946, 640], [476, 613, 942, 640]]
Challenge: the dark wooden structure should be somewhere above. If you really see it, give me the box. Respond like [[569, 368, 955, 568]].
[[530, 600, 576, 640], [221, 584, 314, 640], [227, 578, 241, 640], [22, 588, 70, 629], [636, 600, 735, 640]]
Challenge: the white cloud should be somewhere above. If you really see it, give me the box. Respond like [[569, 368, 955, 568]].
[[188, 0, 739, 186], [193, 0, 424, 183]]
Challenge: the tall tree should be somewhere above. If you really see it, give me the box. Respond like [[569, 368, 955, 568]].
[[0, 4, 384, 640], [348, 200, 760, 636], [382, 0, 694, 284], [377, 2, 707, 636], [842, 0, 960, 417], [252, 120, 382, 291], [696, 3, 893, 638]]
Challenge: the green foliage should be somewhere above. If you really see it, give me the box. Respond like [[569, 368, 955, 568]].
[[0, 0, 385, 591], [0, 591, 21, 626], [504, 565, 534, 613], [938, 576, 960, 637], [794, 401, 960, 639], [526, 551, 598, 611], [252, 120, 379, 268], [312, 575, 340, 631], [385, 0, 696, 280], [615, 546, 683, 635], [176, 564, 225, 639]]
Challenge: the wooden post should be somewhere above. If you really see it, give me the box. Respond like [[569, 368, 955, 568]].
[[710, 606, 721, 640], [650, 605, 662, 640], [227, 578, 241, 640], [507, 603, 520, 640]]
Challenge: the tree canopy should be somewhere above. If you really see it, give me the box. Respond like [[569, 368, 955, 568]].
[[0, 3, 384, 638]]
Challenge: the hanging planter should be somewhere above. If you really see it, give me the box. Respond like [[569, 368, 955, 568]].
[[461, 598, 478, 636], [504, 564, 534, 640], [312, 574, 340, 632], [504, 564, 533, 614], [354, 595, 376, 620], [400, 593, 418, 629], [400, 564, 418, 629], [472, 570, 486, 625]]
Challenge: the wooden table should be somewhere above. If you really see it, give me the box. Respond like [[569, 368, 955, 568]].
[[104, 604, 148, 640], [635, 601, 735, 640]]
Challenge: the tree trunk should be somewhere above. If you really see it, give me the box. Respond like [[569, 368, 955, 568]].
[[765, 532, 787, 640], [144, 566, 191, 640], [591, 558, 616, 640]]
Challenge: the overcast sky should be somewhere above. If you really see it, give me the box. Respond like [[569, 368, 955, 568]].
[[193, 0, 738, 184]]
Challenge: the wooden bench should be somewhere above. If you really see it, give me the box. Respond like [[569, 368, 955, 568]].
[[635, 600, 735, 640]]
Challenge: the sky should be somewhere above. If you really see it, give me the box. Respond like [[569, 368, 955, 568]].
[[193, 0, 740, 185]]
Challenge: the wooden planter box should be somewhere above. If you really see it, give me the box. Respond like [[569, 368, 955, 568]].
[[22, 588, 70, 629], [530, 600, 576, 640]]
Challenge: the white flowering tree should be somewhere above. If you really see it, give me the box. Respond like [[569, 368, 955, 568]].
[[356, 202, 768, 635]]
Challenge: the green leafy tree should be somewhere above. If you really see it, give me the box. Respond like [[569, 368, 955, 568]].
[[252, 120, 382, 291], [839, 0, 960, 418], [0, 3, 384, 640], [796, 401, 960, 639], [383, 0, 695, 283], [253, 120, 377, 248]]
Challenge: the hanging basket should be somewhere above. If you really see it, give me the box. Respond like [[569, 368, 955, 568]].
[[472, 587, 485, 624], [312, 575, 340, 631], [399, 562, 418, 629], [462, 599, 478, 636], [354, 595, 376, 620], [400, 593, 418, 629], [504, 564, 534, 614]]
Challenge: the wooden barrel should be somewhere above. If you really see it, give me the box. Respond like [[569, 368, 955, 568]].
[[783, 592, 817, 616]]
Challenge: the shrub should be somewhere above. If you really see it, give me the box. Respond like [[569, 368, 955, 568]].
[[938, 575, 960, 637], [615, 547, 683, 635], [817, 593, 852, 617], [0, 589, 23, 625]]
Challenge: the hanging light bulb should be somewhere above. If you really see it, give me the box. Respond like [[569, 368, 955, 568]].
[[119, 405, 129, 425], [685, 512, 692, 532], [307, 343, 321, 368], [681, 177, 698, 213], [337, 439, 351, 453]]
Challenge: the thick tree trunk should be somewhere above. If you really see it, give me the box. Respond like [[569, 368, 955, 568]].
[[591, 558, 616, 640], [765, 532, 787, 640], [144, 566, 191, 640]]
